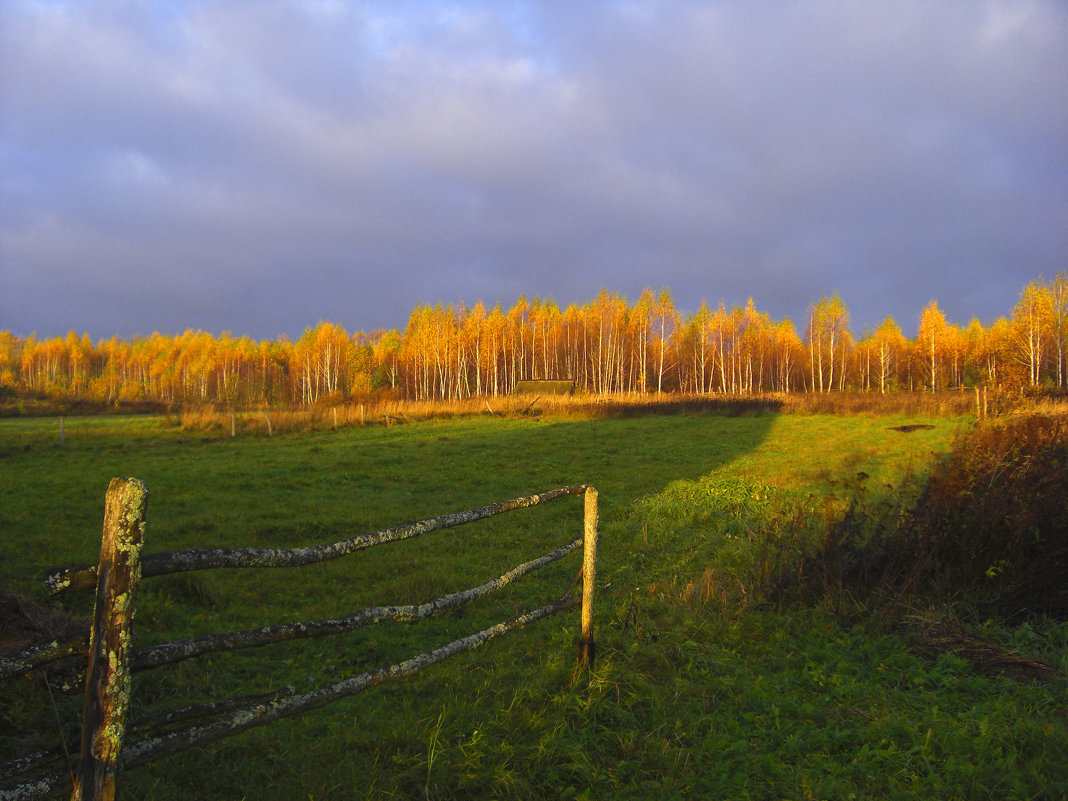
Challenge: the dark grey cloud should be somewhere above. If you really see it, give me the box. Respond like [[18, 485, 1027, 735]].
[[2, 0, 1066, 341]]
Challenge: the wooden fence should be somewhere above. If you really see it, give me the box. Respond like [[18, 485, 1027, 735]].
[[0, 479, 599, 800]]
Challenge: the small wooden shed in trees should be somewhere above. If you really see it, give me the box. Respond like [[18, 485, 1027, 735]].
[[512, 380, 576, 396]]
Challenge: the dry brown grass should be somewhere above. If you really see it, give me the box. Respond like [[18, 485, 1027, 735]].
[[0, 590, 86, 654], [779, 390, 978, 416], [174, 392, 786, 434], [171, 389, 1063, 436], [909, 610, 1060, 682]]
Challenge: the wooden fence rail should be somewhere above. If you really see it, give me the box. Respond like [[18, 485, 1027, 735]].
[[1, 481, 599, 801]]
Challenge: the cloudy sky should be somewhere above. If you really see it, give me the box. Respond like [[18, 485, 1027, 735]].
[[2, 1, 1066, 342]]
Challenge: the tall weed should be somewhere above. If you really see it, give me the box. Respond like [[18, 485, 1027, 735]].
[[794, 414, 1068, 620]]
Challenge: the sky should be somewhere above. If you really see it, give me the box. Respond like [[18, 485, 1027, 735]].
[[2, 0, 1066, 342]]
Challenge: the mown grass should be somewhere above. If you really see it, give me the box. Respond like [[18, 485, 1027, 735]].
[[1, 408, 1065, 799]]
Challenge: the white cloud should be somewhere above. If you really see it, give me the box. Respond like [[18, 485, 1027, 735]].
[[980, 0, 1039, 45]]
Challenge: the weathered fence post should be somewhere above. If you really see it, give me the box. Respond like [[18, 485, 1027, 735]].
[[72, 478, 148, 801], [578, 486, 598, 666]]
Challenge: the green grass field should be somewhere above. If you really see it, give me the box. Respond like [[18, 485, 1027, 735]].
[[1, 410, 1065, 799]]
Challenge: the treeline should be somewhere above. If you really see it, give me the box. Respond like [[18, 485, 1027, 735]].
[[2, 277, 1066, 408]]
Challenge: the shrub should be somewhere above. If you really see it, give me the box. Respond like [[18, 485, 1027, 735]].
[[794, 414, 1068, 620]]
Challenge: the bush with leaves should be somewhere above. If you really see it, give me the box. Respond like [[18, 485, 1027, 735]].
[[797, 414, 1068, 620]]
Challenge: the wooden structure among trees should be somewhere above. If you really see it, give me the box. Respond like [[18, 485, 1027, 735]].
[[1, 481, 599, 800], [513, 379, 576, 396]]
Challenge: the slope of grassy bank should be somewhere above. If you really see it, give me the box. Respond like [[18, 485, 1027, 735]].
[[1, 410, 1065, 799]]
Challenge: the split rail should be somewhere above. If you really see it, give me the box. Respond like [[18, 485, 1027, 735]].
[[0, 479, 599, 800]]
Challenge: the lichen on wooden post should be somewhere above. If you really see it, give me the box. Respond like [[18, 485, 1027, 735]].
[[72, 478, 148, 801], [577, 486, 598, 667]]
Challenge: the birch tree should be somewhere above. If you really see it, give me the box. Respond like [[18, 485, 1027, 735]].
[[917, 300, 949, 391], [651, 289, 677, 394], [1012, 281, 1053, 388], [1050, 271, 1068, 388], [806, 293, 850, 392], [872, 317, 905, 394]]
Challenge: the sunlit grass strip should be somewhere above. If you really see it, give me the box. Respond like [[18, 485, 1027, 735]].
[[0, 598, 573, 801], [163, 390, 998, 439], [44, 485, 590, 594]]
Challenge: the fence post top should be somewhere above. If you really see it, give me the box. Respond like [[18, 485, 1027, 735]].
[[109, 476, 149, 505]]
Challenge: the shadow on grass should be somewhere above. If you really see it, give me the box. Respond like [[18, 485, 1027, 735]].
[[0, 402, 784, 800]]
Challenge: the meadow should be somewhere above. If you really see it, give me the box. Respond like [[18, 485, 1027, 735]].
[[1, 403, 1065, 799]]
